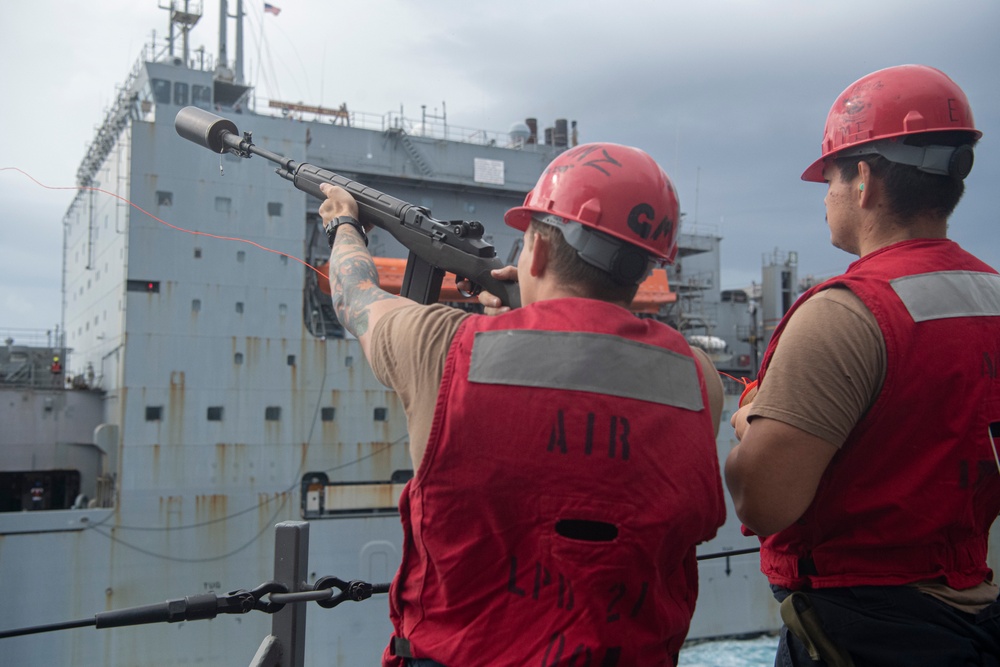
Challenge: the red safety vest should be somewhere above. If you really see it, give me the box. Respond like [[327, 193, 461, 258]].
[[384, 298, 725, 666], [756, 239, 1000, 590]]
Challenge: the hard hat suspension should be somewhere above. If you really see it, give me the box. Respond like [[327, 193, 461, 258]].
[[835, 139, 975, 180], [534, 214, 651, 285]]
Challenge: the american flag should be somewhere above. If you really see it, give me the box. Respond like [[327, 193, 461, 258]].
[[264, 3, 281, 15]]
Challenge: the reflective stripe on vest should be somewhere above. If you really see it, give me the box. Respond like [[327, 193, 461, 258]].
[[468, 329, 704, 410], [891, 270, 1000, 322]]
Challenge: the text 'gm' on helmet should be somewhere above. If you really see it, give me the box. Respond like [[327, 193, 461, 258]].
[[505, 143, 681, 264]]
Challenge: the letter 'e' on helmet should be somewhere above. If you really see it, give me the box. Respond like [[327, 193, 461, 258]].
[[505, 143, 681, 265], [801, 64, 981, 182]]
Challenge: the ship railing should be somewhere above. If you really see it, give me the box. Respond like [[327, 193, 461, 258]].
[[0, 519, 761, 662], [0, 328, 63, 348], [252, 95, 546, 150], [0, 521, 386, 667], [680, 221, 722, 238]]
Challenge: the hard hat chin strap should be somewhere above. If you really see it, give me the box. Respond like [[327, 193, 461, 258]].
[[533, 215, 651, 285], [837, 139, 975, 180]]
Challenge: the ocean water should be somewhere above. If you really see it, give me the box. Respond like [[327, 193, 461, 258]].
[[679, 635, 780, 667]]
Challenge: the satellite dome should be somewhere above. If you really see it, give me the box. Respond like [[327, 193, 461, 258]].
[[509, 122, 531, 143]]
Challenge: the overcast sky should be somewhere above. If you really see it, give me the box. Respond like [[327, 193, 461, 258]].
[[2, 0, 998, 333]]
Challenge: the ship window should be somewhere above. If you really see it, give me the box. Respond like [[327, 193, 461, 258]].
[[237, 251, 246, 262], [173, 82, 189, 106], [321, 407, 335, 422], [157, 191, 173, 206], [192, 299, 201, 313], [287, 355, 295, 366], [721, 290, 749, 304], [279, 303, 287, 316], [374, 407, 388, 421], [146, 406, 163, 421], [194, 248, 202, 258], [127, 280, 160, 293], [207, 406, 224, 421], [0, 471, 82, 513], [235, 302, 244, 314], [265, 406, 282, 421], [192, 84, 212, 109], [215, 197, 231, 213], [267, 202, 283, 216], [234, 353, 244, 364], [151, 78, 171, 104]]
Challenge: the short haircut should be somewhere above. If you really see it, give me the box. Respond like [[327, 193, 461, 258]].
[[528, 219, 640, 304], [835, 131, 978, 222]]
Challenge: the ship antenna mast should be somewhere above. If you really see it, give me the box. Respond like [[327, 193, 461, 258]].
[[160, 1, 202, 67]]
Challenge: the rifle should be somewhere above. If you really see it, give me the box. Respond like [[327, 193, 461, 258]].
[[174, 106, 520, 308]]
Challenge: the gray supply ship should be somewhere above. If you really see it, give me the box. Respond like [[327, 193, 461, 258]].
[[5, 2, 995, 665]]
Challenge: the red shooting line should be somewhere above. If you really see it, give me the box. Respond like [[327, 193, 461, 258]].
[[1, 167, 327, 280], [718, 371, 753, 387]]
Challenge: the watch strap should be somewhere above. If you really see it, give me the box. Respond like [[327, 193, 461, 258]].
[[325, 216, 368, 248]]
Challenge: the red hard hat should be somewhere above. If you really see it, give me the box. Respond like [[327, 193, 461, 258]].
[[505, 143, 681, 263], [801, 65, 981, 182]]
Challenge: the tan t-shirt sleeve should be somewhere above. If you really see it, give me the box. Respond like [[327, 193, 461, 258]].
[[748, 287, 885, 447], [368, 303, 471, 464], [691, 347, 724, 436]]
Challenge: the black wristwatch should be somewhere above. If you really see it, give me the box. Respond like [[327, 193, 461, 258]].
[[324, 216, 368, 248]]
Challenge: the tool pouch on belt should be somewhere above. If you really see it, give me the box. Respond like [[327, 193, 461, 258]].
[[779, 592, 856, 667]]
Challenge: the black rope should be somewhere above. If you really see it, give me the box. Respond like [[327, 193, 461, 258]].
[[0, 617, 95, 639], [696, 547, 760, 561], [0, 577, 392, 640]]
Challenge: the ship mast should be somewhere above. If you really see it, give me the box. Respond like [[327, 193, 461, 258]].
[[215, 0, 246, 83], [162, 1, 202, 66]]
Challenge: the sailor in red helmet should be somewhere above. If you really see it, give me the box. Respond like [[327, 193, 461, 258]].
[[727, 65, 1000, 665], [318, 143, 726, 667]]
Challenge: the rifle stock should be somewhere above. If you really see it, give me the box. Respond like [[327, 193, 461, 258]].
[[174, 106, 520, 308]]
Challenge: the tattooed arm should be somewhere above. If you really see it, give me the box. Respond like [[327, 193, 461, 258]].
[[319, 183, 416, 359]]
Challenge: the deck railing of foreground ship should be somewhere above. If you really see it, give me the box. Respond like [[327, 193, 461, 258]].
[[0, 520, 759, 666]]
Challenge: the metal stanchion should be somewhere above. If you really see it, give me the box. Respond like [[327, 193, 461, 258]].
[[249, 521, 310, 667]]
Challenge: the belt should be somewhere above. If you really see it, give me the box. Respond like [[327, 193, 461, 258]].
[[780, 592, 856, 667], [391, 636, 414, 658]]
